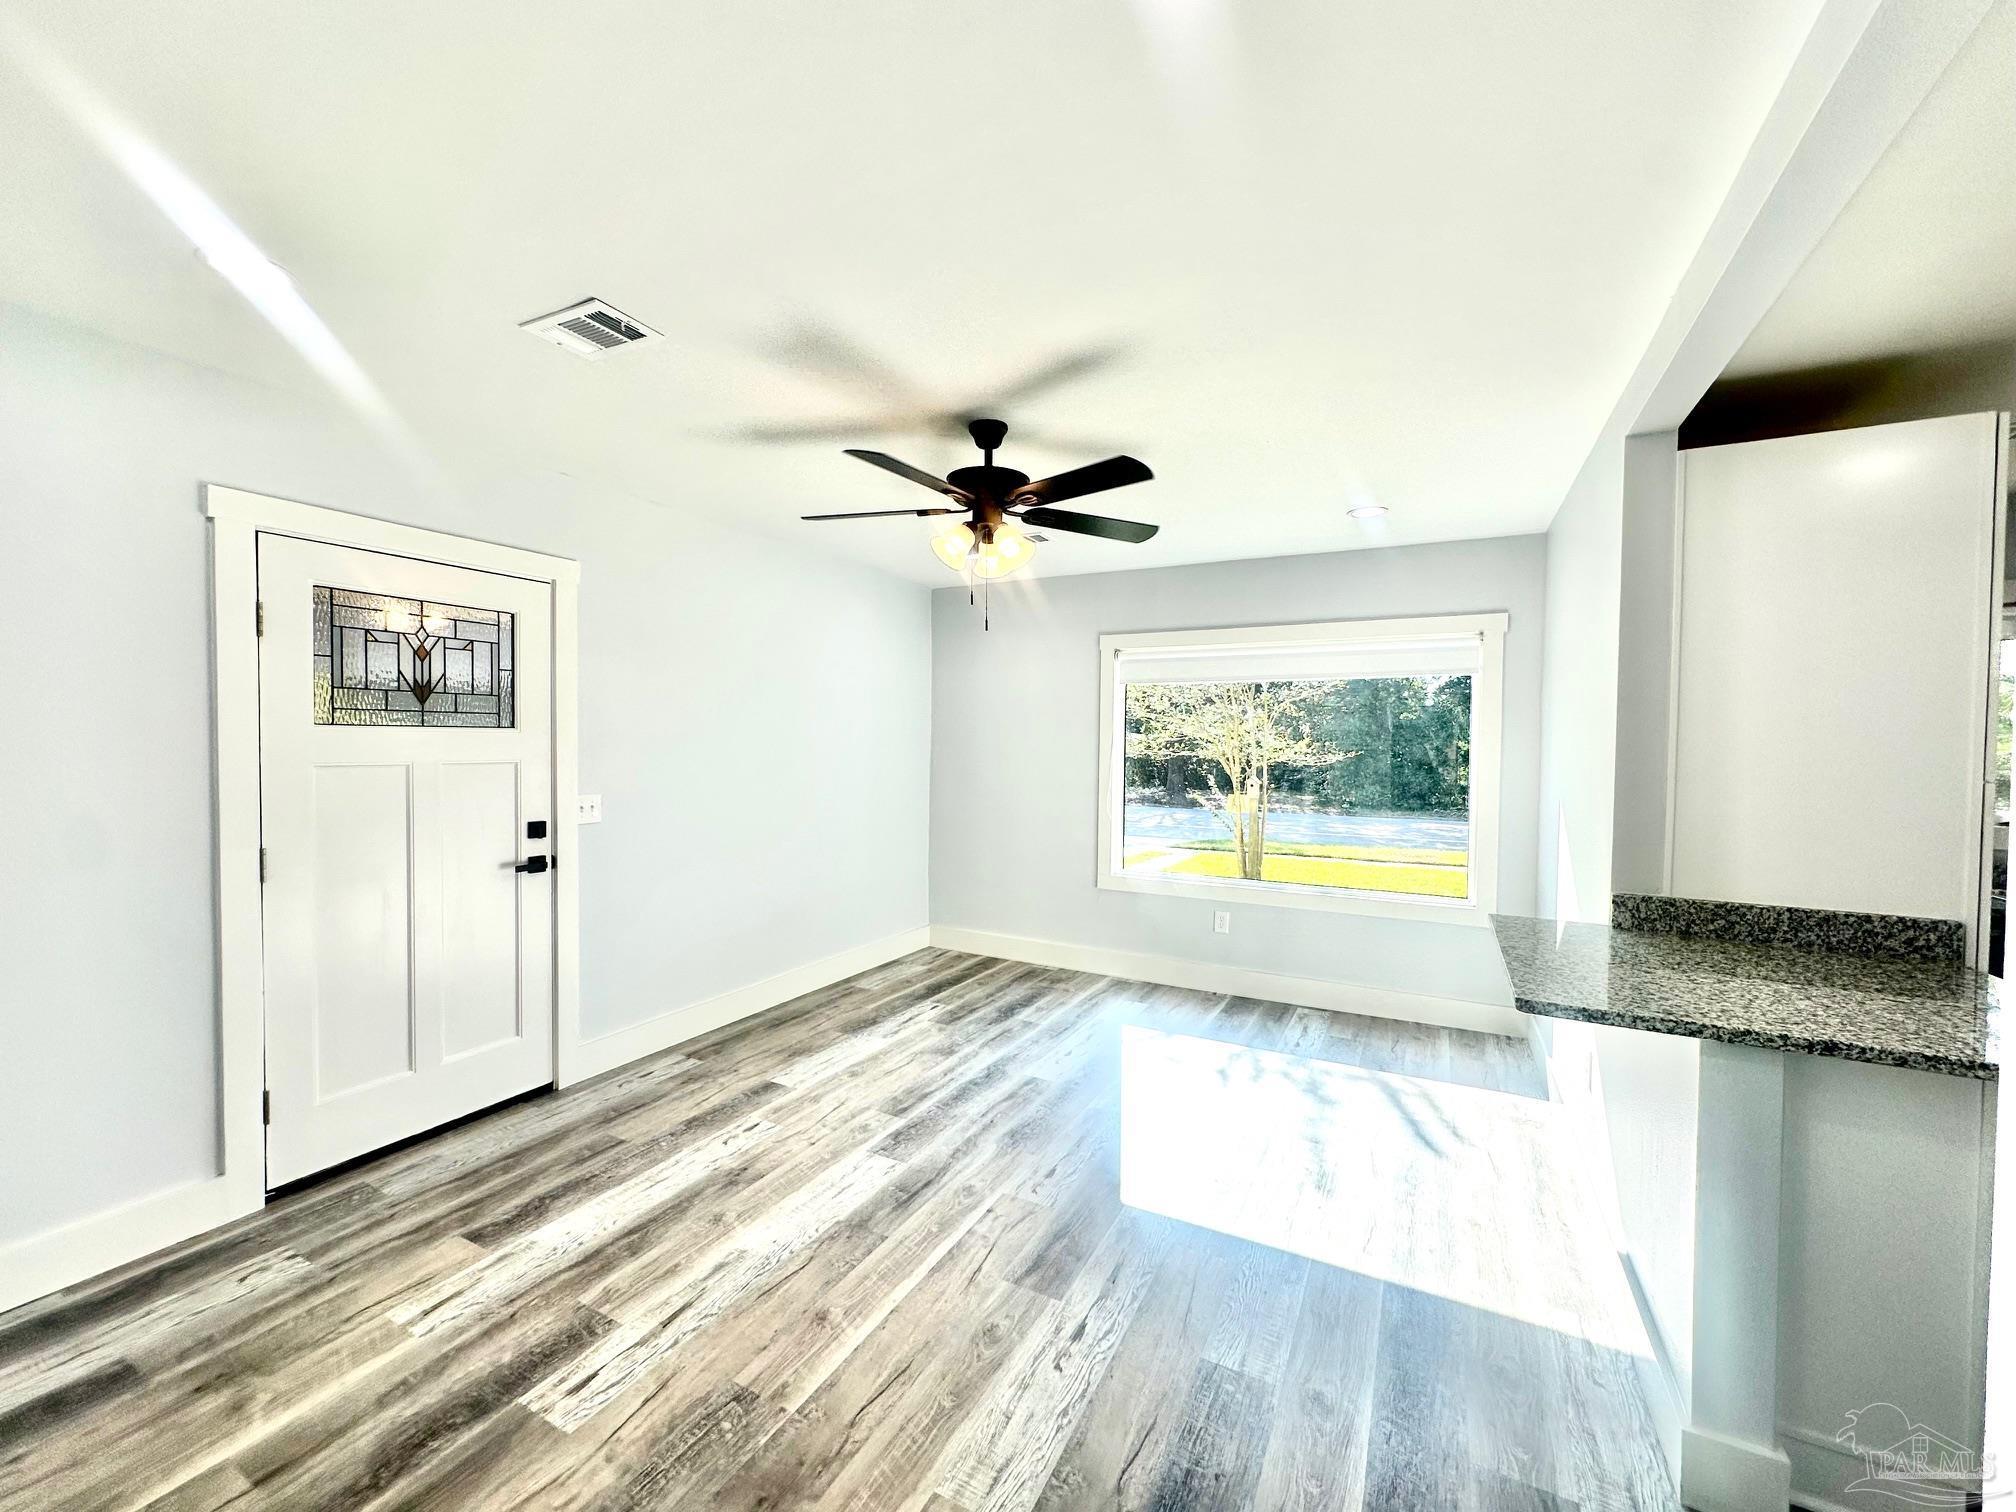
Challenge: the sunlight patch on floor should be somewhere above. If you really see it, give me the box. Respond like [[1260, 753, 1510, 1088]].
[[1117, 1023, 1653, 1356]]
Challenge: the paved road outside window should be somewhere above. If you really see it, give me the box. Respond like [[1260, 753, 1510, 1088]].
[[1122, 802, 1468, 851]]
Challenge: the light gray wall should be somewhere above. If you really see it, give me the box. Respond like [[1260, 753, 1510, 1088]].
[[928, 537, 1546, 1004], [1531, 425, 1704, 1468], [1536, 434, 1624, 922], [1610, 431, 1683, 894], [0, 301, 931, 1243]]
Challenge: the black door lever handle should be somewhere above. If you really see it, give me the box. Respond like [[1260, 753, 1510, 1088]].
[[515, 855, 550, 875]]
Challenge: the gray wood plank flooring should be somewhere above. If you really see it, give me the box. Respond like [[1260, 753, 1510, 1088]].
[[0, 950, 1677, 1511]]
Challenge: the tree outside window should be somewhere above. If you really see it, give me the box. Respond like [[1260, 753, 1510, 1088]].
[[1120, 675, 1472, 900]]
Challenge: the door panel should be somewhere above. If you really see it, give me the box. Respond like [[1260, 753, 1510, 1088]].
[[259, 535, 555, 1185], [310, 763, 417, 1095], [438, 761, 524, 1059]]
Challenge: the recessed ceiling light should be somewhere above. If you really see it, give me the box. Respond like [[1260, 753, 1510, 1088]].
[[1348, 504, 1389, 519]]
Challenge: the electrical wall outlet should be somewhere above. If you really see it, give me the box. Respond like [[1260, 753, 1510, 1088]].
[[1213, 910, 1231, 935], [577, 794, 603, 824]]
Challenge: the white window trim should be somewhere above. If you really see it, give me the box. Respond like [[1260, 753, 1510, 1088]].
[[1096, 613, 1508, 926]]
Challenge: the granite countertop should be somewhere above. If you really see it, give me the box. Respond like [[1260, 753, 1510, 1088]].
[[1490, 904, 2004, 1080]]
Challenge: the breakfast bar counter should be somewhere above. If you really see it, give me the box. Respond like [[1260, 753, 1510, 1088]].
[[1490, 896, 2002, 1080]]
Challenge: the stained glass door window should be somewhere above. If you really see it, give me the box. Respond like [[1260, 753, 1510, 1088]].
[[312, 586, 515, 727]]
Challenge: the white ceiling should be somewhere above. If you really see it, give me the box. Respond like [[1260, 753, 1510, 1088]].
[[0, 0, 1830, 583], [1723, 0, 2016, 379]]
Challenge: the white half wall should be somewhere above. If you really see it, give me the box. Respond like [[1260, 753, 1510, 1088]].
[[0, 299, 931, 1250], [1776, 1055, 1994, 1509], [1532, 1013, 1701, 1473], [928, 536, 1545, 1008]]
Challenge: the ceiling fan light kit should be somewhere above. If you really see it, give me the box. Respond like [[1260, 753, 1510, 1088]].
[[929, 521, 977, 570], [968, 517, 1036, 579], [802, 418, 1159, 619]]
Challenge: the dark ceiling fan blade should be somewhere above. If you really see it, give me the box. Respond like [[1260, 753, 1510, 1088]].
[[1010, 455, 1153, 506], [990, 424, 1129, 455], [802, 507, 961, 520], [730, 418, 901, 443], [764, 320, 927, 407], [1015, 506, 1159, 543], [845, 449, 977, 501], [968, 344, 1124, 409]]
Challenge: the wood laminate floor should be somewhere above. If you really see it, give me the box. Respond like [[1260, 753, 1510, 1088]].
[[0, 950, 1676, 1511]]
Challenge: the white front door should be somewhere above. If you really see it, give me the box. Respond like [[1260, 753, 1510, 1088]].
[[257, 534, 556, 1185]]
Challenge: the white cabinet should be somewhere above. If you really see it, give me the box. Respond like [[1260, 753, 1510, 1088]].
[[1670, 413, 2005, 941]]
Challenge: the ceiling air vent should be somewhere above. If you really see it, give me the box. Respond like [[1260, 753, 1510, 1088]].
[[518, 298, 661, 361]]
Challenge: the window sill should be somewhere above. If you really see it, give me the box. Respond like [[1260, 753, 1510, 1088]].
[[1100, 868, 1495, 926]]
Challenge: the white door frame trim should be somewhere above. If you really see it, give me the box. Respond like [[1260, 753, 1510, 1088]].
[[204, 483, 583, 1219]]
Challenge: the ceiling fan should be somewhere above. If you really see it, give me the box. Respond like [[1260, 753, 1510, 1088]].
[[734, 321, 1128, 458], [803, 417, 1158, 581]]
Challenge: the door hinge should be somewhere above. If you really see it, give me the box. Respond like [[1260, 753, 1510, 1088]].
[[262, 1089, 272, 1125], [256, 600, 265, 637], [259, 847, 267, 884]]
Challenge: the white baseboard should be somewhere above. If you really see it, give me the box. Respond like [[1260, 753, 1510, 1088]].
[[0, 1173, 259, 1317], [2, 927, 932, 1316], [0, 922, 1503, 1317], [928, 926, 1524, 1036], [568, 926, 934, 1083], [1681, 1425, 1793, 1512], [1779, 1423, 1980, 1512]]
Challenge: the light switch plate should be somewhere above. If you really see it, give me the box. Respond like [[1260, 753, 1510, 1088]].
[[577, 794, 603, 824]]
